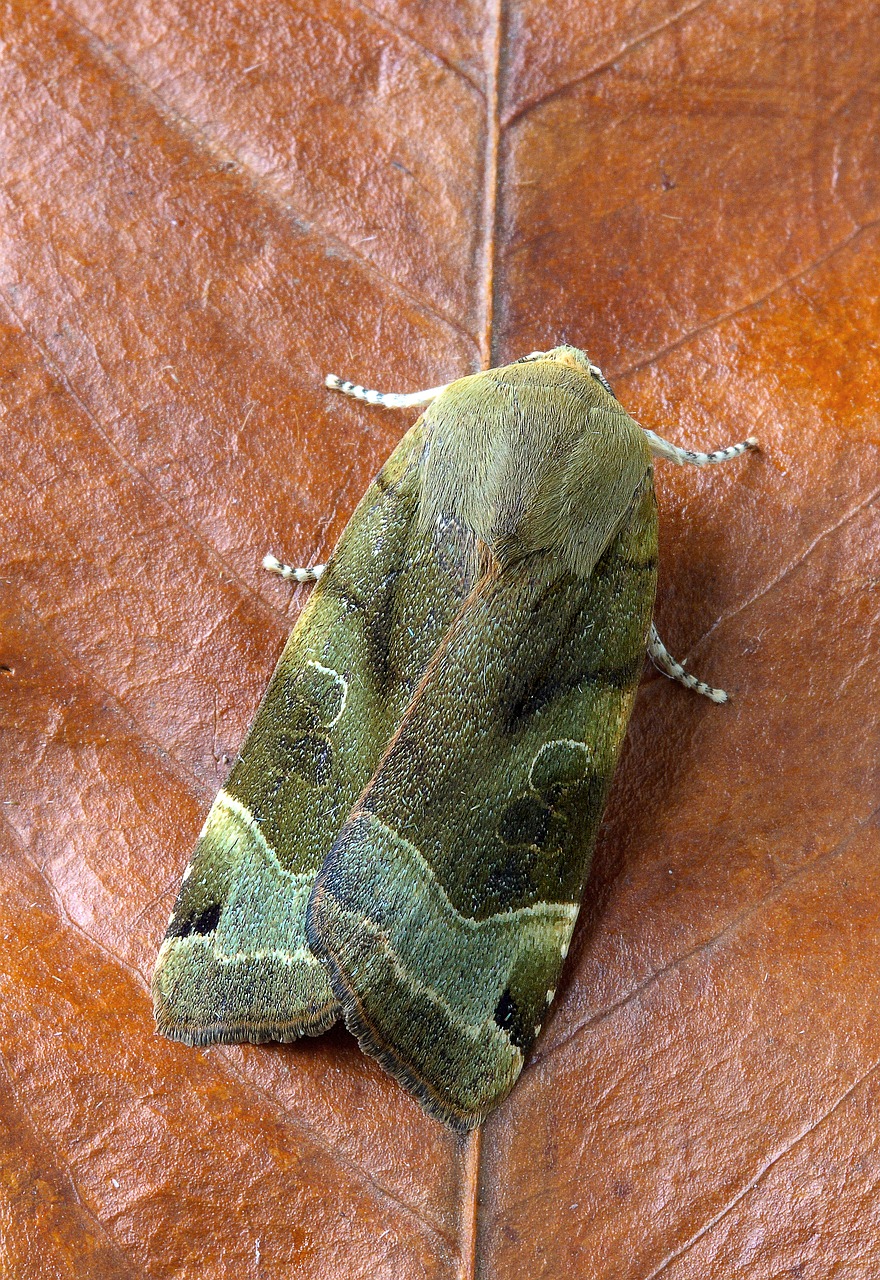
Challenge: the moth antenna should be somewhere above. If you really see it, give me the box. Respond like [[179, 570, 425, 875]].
[[324, 373, 450, 409], [263, 554, 325, 583], [647, 624, 728, 703], [642, 428, 759, 467]]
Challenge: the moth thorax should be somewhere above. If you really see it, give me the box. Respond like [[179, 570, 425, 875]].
[[417, 356, 651, 577]]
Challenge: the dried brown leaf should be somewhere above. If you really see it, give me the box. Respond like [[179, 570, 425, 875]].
[[2, 1, 878, 1276]]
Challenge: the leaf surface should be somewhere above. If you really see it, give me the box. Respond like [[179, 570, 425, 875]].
[[1, 1, 878, 1275]]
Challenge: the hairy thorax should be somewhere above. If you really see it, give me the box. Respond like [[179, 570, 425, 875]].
[[418, 352, 652, 580]]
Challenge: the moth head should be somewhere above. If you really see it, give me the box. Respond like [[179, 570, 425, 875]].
[[518, 346, 596, 378]]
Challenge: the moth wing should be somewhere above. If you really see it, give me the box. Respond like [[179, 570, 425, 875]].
[[153, 421, 474, 1044], [308, 473, 658, 1127]]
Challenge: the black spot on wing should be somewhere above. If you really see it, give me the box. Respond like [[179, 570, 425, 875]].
[[493, 988, 532, 1053], [167, 902, 222, 939], [192, 903, 222, 934]]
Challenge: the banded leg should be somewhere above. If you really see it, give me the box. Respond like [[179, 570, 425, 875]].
[[263, 555, 325, 583], [644, 428, 759, 467], [648, 624, 728, 704], [324, 374, 450, 409]]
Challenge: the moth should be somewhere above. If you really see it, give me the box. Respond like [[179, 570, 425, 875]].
[[153, 346, 757, 1129]]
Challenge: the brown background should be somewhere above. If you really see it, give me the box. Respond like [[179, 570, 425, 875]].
[[2, 1, 879, 1276]]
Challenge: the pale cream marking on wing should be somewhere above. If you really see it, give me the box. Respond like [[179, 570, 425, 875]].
[[212, 788, 277, 863], [181, 863, 193, 882], [528, 739, 591, 793], [560, 942, 569, 958], [205, 790, 313, 890], [307, 660, 349, 727], [546, 988, 555, 1003], [363, 810, 579, 928], [215, 944, 322, 967], [155, 936, 322, 968]]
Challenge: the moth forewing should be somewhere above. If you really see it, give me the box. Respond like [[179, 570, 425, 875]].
[[152, 419, 475, 1045]]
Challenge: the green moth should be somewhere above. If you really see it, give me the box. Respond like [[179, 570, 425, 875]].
[[153, 346, 757, 1129]]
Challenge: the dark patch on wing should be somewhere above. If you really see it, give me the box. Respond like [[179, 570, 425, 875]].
[[478, 764, 615, 916], [434, 513, 476, 597], [530, 741, 588, 800], [279, 734, 333, 787], [502, 650, 644, 733], [484, 847, 538, 906], [493, 988, 532, 1052], [363, 570, 403, 694], [167, 902, 222, 939], [319, 570, 368, 618], [498, 796, 551, 848], [282, 665, 343, 728], [593, 550, 657, 578], [274, 664, 344, 789]]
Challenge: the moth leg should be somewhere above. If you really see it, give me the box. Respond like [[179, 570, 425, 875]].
[[648, 624, 728, 704], [642, 428, 759, 466], [262, 554, 326, 584], [324, 373, 450, 409]]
